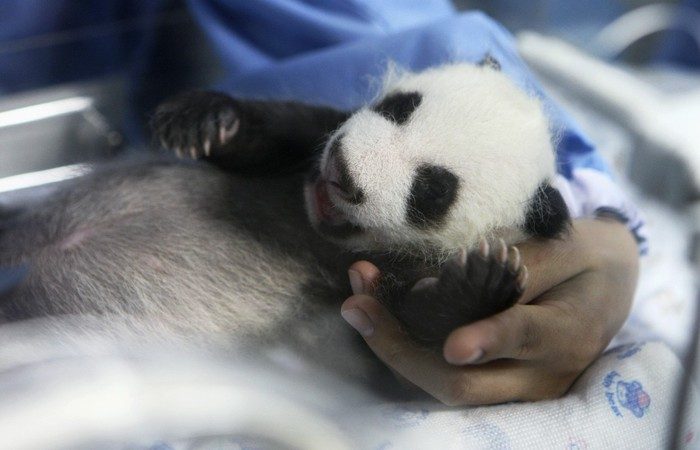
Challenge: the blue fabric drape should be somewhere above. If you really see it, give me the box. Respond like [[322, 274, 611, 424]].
[[188, 1, 607, 178]]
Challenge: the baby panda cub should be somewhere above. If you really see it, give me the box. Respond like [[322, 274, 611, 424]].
[[0, 60, 568, 389], [152, 58, 570, 347]]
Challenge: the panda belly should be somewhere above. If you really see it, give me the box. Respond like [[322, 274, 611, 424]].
[[0, 160, 359, 354]]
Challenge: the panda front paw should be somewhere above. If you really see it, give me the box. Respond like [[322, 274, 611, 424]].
[[399, 239, 527, 348], [152, 91, 240, 159]]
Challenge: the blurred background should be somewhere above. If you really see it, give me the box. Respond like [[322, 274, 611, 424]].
[[457, 0, 697, 64]]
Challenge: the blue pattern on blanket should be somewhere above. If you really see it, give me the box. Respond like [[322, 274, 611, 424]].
[[462, 422, 511, 449], [380, 405, 430, 428], [603, 369, 651, 419]]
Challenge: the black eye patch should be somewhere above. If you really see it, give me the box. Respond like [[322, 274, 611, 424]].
[[406, 165, 459, 229], [523, 183, 570, 239], [372, 91, 422, 125]]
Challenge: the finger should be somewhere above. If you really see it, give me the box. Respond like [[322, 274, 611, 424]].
[[443, 302, 570, 364], [347, 260, 381, 295], [341, 295, 552, 405], [444, 268, 618, 366], [341, 294, 462, 400]]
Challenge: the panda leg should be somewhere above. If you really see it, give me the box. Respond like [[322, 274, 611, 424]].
[[388, 239, 527, 349], [151, 91, 349, 175]]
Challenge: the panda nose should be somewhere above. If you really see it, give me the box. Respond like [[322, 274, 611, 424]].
[[325, 139, 365, 205]]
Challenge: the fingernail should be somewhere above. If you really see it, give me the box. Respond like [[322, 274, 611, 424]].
[[446, 348, 483, 365], [348, 269, 364, 295], [341, 308, 374, 337]]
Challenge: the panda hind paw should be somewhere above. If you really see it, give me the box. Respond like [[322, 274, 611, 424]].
[[400, 238, 527, 347], [438, 238, 528, 317]]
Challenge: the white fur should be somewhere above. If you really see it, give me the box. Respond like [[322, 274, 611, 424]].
[[320, 63, 556, 255]]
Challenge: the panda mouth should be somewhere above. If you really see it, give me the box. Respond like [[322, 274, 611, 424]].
[[315, 179, 345, 225], [306, 175, 363, 237]]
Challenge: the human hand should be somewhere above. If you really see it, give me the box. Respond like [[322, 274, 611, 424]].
[[341, 219, 639, 405]]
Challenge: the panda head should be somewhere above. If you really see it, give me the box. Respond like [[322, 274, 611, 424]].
[[304, 61, 569, 257]]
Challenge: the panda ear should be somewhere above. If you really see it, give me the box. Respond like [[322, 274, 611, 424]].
[[523, 183, 570, 239], [478, 54, 501, 71]]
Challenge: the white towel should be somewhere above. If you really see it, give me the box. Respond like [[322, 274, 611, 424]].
[[347, 341, 697, 449]]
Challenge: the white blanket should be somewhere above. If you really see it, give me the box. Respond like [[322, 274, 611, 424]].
[[349, 342, 692, 450]]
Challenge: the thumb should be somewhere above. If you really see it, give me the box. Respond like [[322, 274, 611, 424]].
[[341, 293, 402, 340], [341, 293, 449, 378]]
